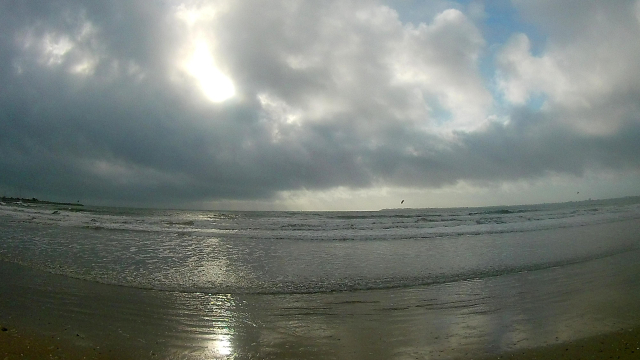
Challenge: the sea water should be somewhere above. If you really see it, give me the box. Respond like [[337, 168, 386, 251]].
[[1, 197, 639, 294], [1, 197, 640, 359]]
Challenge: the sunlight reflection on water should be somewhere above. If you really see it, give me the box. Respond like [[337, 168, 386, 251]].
[[209, 334, 233, 356]]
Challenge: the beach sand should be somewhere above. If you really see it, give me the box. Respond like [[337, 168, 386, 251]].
[[0, 325, 118, 360], [2, 323, 639, 359], [486, 327, 640, 360]]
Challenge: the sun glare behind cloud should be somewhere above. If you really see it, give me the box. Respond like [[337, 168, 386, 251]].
[[186, 40, 235, 102]]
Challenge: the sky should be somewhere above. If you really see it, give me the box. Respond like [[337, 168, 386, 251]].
[[1, 0, 640, 211]]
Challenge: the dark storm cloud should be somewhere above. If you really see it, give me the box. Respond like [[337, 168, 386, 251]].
[[1, 0, 639, 208]]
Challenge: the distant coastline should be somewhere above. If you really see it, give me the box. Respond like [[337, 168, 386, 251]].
[[0, 196, 83, 207], [379, 195, 640, 212]]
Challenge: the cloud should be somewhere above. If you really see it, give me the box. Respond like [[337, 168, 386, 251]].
[[1, 0, 639, 209], [498, 0, 640, 134]]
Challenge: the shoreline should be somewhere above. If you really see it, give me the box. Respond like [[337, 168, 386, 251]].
[[2, 323, 639, 359]]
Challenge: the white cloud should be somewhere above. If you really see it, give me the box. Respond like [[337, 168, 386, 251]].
[[206, 1, 491, 134], [388, 8, 491, 131], [499, 1, 640, 135], [496, 33, 570, 106]]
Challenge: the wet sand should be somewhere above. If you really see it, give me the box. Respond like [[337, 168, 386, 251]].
[[0, 325, 118, 360], [484, 327, 640, 360], [2, 323, 639, 359]]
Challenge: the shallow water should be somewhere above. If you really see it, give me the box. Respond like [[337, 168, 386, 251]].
[[1, 197, 639, 294]]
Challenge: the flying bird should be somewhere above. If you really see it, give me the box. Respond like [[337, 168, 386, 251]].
[[401, 200, 404, 204]]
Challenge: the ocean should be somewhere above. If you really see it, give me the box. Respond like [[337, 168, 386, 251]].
[[1, 197, 640, 359]]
